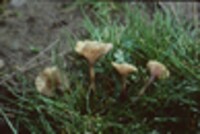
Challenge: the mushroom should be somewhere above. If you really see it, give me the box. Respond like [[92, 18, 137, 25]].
[[35, 66, 69, 97], [75, 40, 113, 91], [138, 60, 170, 96], [112, 62, 138, 99]]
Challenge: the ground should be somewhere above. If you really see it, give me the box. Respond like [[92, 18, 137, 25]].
[[0, 0, 85, 82]]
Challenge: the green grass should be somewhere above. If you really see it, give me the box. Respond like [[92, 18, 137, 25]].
[[0, 2, 200, 134]]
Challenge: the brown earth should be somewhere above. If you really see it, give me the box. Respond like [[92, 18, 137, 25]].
[[0, 0, 87, 84]]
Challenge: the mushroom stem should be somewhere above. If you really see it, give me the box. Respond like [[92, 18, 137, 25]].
[[89, 63, 95, 91], [122, 75, 127, 92], [119, 75, 128, 100], [138, 75, 156, 96]]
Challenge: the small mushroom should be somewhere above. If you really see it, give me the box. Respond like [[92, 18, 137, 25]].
[[138, 60, 170, 96], [35, 66, 69, 97], [75, 40, 113, 91], [112, 62, 138, 99]]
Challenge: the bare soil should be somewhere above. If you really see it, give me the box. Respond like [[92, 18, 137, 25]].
[[0, 0, 86, 83]]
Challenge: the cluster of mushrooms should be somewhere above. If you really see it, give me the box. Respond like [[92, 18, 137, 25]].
[[35, 40, 170, 99]]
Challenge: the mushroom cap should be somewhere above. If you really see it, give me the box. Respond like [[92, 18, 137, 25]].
[[35, 66, 64, 97], [147, 60, 170, 79], [112, 62, 138, 76], [75, 40, 113, 64]]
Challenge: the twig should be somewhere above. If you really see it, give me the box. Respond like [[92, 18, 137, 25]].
[[193, 2, 198, 30], [24, 51, 67, 73], [158, 2, 181, 25], [21, 39, 60, 71], [0, 39, 59, 85]]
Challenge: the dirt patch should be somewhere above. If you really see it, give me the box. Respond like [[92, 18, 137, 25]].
[[0, 0, 86, 83]]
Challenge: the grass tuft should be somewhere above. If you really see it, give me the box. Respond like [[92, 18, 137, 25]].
[[0, 3, 199, 134]]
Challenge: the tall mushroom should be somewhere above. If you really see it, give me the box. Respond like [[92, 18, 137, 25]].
[[112, 62, 138, 99], [75, 40, 113, 91], [138, 60, 170, 96]]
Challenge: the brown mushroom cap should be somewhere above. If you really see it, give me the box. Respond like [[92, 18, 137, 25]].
[[112, 62, 138, 76], [75, 40, 113, 64], [147, 60, 170, 79], [35, 66, 68, 97]]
